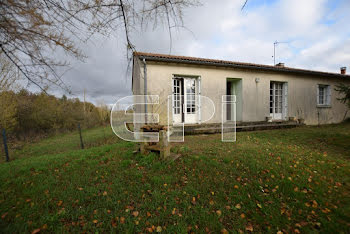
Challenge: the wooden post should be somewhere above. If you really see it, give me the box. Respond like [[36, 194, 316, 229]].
[[78, 123, 84, 149], [159, 130, 170, 159], [83, 88, 86, 116], [140, 142, 148, 155], [139, 128, 148, 155], [2, 129, 9, 162]]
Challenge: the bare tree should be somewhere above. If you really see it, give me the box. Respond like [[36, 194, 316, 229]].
[[241, 0, 249, 10], [0, 0, 197, 93], [0, 51, 21, 92]]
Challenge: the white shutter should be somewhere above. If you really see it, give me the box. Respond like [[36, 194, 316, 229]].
[[283, 83, 288, 119], [327, 85, 331, 106], [316, 85, 320, 105], [171, 78, 175, 123], [198, 77, 201, 123]]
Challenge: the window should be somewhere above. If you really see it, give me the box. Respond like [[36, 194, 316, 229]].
[[186, 79, 196, 113], [317, 85, 331, 106], [270, 82, 284, 115], [173, 79, 181, 114]]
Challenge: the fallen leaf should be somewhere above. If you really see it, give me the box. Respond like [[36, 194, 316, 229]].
[[103, 191, 108, 196], [31, 228, 41, 234], [221, 228, 229, 234], [240, 213, 245, 219], [120, 217, 125, 224], [245, 223, 253, 232], [315, 222, 321, 229], [1, 212, 8, 219], [257, 203, 262, 209], [216, 210, 222, 216], [57, 201, 63, 206], [111, 220, 117, 228], [191, 197, 196, 205], [93, 220, 98, 224], [322, 208, 331, 213], [235, 204, 241, 209], [281, 208, 286, 214], [156, 226, 162, 232], [127, 205, 134, 210], [132, 211, 139, 217]]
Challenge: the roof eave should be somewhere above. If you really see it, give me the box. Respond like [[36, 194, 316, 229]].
[[136, 55, 350, 79]]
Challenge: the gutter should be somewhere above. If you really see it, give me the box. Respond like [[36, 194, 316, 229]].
[[143, 58, 148, 123]]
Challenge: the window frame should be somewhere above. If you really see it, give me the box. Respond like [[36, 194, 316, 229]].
[[317, 84, 331, 107]]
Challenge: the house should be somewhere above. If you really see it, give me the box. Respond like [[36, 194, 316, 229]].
[[132, 52, 350, 129]]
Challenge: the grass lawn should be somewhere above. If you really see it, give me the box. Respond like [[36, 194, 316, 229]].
[[0, 123, 350, 233]]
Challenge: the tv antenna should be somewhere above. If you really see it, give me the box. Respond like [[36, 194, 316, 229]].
[[273, 41, 289, 65]]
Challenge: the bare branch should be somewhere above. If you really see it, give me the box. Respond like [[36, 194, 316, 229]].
[[241, 0, 248, 10], [0, 44, 47, 94], [0, 0, 197, 93]]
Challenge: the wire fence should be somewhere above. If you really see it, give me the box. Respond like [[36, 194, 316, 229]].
[[0, 124, 119, 163]]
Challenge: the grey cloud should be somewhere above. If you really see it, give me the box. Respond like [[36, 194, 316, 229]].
[[37, 0, 350, 105]]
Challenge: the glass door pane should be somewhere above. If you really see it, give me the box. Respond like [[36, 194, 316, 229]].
[[172, 78, 183, 123], [270, 82, 283, 119], [184, 78, 197, 123]]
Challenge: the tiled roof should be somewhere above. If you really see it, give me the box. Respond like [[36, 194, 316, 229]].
[[134, 52, 350, 79]]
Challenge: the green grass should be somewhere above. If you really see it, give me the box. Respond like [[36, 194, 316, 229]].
[[2, 126, 118, 162], [0, 123, 350, 233]]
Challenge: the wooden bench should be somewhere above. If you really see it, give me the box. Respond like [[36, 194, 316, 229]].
[[139, 125, 170, 159]]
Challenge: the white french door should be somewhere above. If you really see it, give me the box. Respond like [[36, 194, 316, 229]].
[[172, 77, 198, 124], [172, 78, 183, 123], [184, 78, 197, 124], [229, 82, 237, 121], [270, 82, 286, 120]]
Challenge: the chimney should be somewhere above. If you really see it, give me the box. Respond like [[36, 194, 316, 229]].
[[276, 62, 285, 67], [340, 67, 346, 75]]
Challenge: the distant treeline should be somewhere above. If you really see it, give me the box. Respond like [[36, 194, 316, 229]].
[[0, 89, 110, 138]]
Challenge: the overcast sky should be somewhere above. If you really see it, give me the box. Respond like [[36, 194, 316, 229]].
[[44, 0, 350, 105]]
